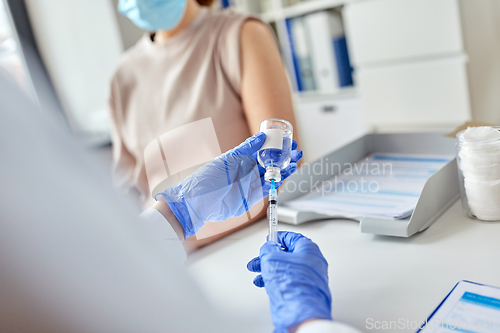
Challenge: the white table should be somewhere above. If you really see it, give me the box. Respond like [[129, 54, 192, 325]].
[[186, 201, 500, 332]]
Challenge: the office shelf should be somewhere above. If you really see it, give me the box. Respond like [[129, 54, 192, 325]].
[[295, 86, 357, 102], [236, 0, 358, 104], [261, 0, 346, 22]]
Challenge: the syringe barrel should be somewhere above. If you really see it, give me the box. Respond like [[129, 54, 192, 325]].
[[268, 190, 278, 244]]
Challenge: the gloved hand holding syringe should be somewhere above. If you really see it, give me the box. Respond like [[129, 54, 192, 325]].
[[257, 119, 294, 244]]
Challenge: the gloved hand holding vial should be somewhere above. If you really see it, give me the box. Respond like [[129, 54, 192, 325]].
[[156, 130, 301, 239], [258, 119, 294, 244]]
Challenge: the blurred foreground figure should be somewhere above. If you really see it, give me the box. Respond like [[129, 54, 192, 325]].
[[0, 74, 359, 333], [0, 73, 231, 332]]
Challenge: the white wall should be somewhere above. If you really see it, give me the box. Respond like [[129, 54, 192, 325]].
[[460, 0, 500, 124], [110, 0, 143, 50], [24, 0, 124, 141]]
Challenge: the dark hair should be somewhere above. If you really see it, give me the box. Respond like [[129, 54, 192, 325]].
[[196, 0, 215, 6]]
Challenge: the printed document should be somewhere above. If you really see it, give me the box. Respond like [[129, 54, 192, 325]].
[[284, 153, 453, 220], [418, 281, 500, 333]]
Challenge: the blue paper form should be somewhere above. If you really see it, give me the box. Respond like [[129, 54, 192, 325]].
[[285, 153, 453, 220], [418, 281, 500, 333]]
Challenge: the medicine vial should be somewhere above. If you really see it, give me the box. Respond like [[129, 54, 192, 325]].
[[456, 126, 500, 221], [258, 118, 293, 245], [258, 119, 293, 183]]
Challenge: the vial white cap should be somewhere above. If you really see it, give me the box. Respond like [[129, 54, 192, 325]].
[[265, 167, 281, 183]]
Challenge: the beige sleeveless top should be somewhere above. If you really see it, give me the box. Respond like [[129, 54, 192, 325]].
[[108, 8, 255, 206]]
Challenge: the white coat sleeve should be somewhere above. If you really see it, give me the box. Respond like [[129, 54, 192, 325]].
[[0, 74, 239, 333], [297, 320, 363, 333], [139, 208, 187, 263]]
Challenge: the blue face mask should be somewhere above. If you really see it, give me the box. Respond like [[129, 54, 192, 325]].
[[118, 0, 187, 31]]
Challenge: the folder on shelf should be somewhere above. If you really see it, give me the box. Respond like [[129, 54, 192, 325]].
[[290, 17, 316, 91], [333, 36, 354, 87], [303, 11, 344, 93], [285, 18, 303, 92]]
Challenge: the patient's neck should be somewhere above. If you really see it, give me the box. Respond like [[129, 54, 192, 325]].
[[155, 0, 200, 43]]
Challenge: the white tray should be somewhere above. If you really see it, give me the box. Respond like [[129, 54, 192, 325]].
[[278, 133, 460, 237]]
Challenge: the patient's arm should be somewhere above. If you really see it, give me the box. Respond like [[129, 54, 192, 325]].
[[153, 197, 267, 252], [184, 21, 299, 250], [175, 20, 299, 250], [183, 202, 267, 251], [152, 199, 184, 241], [240, 20, 300, 149]]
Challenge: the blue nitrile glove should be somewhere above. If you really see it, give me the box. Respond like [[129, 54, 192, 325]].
[[155, 133, 302, 239], [247, 232, 332, 333]]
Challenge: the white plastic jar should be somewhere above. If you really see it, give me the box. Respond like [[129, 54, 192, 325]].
[[456, 126, 500, 221]]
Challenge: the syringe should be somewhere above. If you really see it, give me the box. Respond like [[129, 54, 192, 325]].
[[268, 179, 278, 244]]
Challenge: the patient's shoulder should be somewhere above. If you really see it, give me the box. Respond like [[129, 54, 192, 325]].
[[111, 36, 151, 84], [204, 8, 260, 36]]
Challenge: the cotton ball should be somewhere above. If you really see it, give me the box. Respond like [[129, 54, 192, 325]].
[[458, 126, 500, 221], [460, 161, 500, 181], [461, 126, 500, 142], [459, 149, 500, 163], [464, 179, 500, 221], [459, 127, 500, 165]]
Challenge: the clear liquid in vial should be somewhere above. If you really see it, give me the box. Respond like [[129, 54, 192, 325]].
[[258, 137, 292, 170]]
